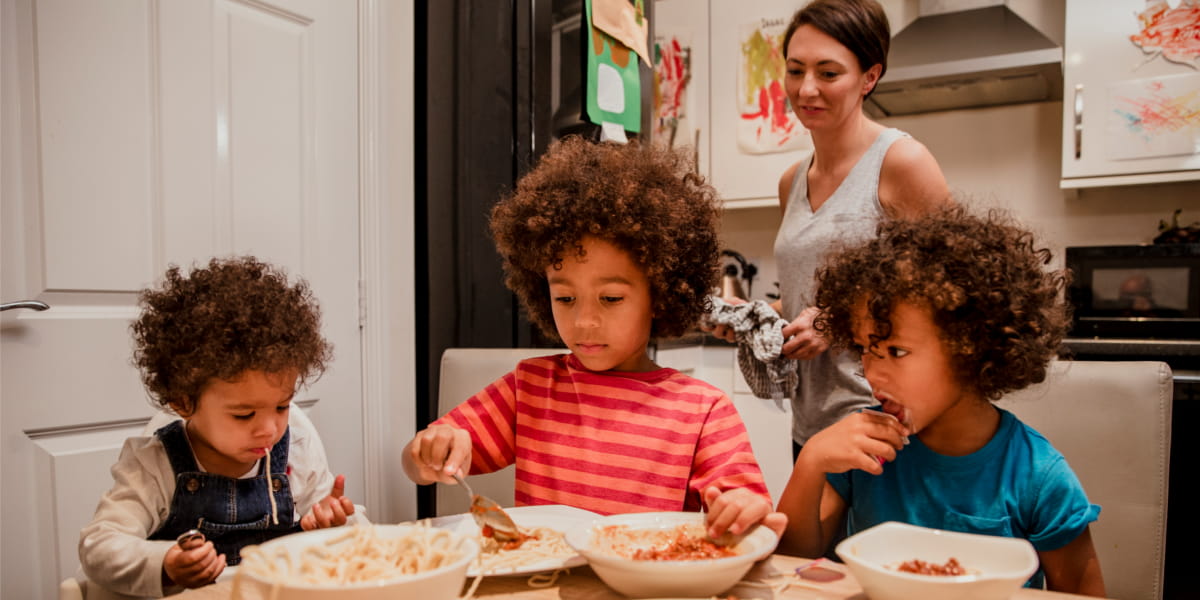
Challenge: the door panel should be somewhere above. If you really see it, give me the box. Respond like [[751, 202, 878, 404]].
[[1, 0, 362, 597]]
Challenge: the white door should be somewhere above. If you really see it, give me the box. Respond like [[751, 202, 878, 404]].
[[1, 0, 363, 597]]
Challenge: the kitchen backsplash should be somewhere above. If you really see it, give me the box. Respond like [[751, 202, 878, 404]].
[[719, 101, 1200, 302]]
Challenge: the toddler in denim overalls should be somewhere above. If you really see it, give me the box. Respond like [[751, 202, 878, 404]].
[[79, 257, 357, 598]]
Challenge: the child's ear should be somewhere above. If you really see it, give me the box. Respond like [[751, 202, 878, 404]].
[[167, 398, 194, 418]]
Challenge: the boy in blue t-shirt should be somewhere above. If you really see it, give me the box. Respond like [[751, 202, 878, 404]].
[[777, 206, 1104, 596]]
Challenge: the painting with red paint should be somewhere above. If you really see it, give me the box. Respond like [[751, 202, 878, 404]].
[[1106, 73, 1200, 160], [1130, 0, 1200, 68], [735, 17, 811, 155], [653, 35, 692, 147]]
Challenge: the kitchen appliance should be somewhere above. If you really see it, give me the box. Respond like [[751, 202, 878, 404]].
[[864, 0, 1062, 117], [1065, 244, 1200, 340]]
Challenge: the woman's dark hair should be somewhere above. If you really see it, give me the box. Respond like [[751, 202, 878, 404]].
[[783, 0, 891, 96], [812, 205, 1071, 401], [490, 136, 722, 341], [131, 256, 333, 413]]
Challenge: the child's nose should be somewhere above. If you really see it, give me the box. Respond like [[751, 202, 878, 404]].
[[575, 302, 601, 328]]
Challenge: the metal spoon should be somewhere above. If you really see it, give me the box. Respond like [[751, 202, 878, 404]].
[[451, 471, 523, 544]]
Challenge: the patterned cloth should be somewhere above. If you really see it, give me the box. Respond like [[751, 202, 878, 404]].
[[434, 353, 770, 515], [703, 296, 798, 403]]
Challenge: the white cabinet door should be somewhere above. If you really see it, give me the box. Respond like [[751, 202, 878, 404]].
[[1, 1, 361, 596], [1060, 0, 1200, 188]]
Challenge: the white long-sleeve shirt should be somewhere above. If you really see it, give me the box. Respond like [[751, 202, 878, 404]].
[[78, 408, 336, 598]]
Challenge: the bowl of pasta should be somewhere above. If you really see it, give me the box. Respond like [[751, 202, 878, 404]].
[[233, 523, 479, 600], [834, 521, 1039, 600], [564, 511, 778, 599]]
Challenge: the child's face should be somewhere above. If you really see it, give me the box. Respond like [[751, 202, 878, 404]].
[[850, 301, 974, 436], [546, 236, 655, 372], [175, 369, 297, 478]]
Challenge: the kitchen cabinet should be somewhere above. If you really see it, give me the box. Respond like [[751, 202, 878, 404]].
[[1060, 0, 1200, 188], [655, 344, 794, 504]]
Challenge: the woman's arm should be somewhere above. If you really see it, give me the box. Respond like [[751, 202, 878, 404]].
[[1038, 526, 1106, 596], [778, 160, 803, 215], [877, 137, 951, 219]]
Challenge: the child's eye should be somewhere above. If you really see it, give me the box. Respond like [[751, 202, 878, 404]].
[[276, 404, 291, 413], [601, 295, 623, 304], [233, 412, 254, 420], [553, 296, 575, 304], [888, 346, 910, 358]]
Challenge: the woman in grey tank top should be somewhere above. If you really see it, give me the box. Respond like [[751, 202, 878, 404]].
[[713, 0, 950, 458]]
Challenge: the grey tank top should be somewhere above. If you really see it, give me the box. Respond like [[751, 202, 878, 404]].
[[773, 127, 907, 444]]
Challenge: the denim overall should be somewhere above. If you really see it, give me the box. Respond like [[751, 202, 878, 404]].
[[148, 420, 301, 565]]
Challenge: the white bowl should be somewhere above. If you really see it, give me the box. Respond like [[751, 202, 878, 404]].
[[235, 524, 480, 600], [564, 511, 779, 599], [835, 522, 1038, 600]]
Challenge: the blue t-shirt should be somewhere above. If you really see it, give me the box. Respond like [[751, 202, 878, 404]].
[[828, 408, 1100, 587]]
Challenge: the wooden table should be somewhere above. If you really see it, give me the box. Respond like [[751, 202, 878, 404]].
[[178, 554, 1101, 599]]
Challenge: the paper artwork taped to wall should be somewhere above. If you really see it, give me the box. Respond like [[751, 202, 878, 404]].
[[653, 35, 693, 148], [1130, 0, 1200, 69], [1106, 73, 1200, 160], [736, 17, 810, 155]]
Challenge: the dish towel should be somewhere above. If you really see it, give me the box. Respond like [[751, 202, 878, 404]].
[[703, 296, 798, 404]]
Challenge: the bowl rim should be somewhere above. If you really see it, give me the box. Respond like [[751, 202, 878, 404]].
[[564, 511, 778, 566], [834, 521, 1038, 583], [239, 523, 481, 590]]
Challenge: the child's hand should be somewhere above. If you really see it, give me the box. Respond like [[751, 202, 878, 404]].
[[702, 486, 788, 540], [804, 411, 909, 475], [405, 424, 472, 485], [162, 540, 224, 589], [301, 474, 356, 530]]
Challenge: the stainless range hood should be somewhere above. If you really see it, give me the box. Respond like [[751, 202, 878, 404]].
[[864, 1, 1062, 117]]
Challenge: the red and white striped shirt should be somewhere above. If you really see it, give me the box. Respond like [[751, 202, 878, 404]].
[[434, 353, 770, 515]]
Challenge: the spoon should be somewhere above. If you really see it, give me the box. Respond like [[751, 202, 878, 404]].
[[451, 471, 524, 545]]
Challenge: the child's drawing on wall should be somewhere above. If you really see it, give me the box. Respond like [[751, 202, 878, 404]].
[[737, 17, 811, 155], [654, 35, 692, 148], [1130, 0, 1200, 68], [1107, 73, 1200, 159]]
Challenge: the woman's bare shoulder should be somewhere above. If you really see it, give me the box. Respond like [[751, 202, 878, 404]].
[[880, 137, 950, 217]]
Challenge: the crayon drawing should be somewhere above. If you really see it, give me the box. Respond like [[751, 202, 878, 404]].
[[1130, 0, 1200, 68], [736, 18, 810, 154], [1106, 73, 1200, 160]]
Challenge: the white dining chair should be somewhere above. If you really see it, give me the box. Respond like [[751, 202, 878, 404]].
[[996, 359, 1172, 600], [434, 347, 566, 517]]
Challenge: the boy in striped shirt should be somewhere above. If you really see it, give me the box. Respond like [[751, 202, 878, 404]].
[[402, 136, 786, 540]]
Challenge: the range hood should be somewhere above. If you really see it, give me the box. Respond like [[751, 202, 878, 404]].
[[864, 2, 1062, 117]]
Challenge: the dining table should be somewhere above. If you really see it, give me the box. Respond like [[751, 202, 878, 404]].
[[176, 553, 1104, 599]]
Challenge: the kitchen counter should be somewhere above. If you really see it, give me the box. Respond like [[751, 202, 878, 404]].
[[653, 330, 735, 351], [1063, 337, 1200, 358]]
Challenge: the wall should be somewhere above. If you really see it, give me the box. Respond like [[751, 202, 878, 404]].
[[720, 95, 1200, 303]]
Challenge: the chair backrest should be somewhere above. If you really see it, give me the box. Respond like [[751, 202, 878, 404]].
[[435, 347, 563, 517], [996, 360, 1172, 600]]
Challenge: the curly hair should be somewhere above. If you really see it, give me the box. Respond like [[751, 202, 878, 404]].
[[131, 256, 333, 413], [490, 136, 722, 341], [812, 205, 1070, 400]]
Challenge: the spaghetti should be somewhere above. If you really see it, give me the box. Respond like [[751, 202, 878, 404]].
[[236, 523, 467, 589], [263, 447, 278, 525], [473, 525, 574, 574], [590, 523, 739, 561]]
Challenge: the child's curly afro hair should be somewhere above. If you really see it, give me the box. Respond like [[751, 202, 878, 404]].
[[812, 205, 1071, 400], [131, 256, 333, 413], [490, 136, 722, 341]]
